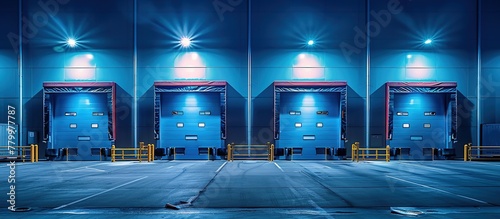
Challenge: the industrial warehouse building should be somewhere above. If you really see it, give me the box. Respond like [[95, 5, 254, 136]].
[[1, 0, 500, 218]]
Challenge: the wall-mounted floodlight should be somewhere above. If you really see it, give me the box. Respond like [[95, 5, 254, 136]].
[[67, 38, 77, 48], [307, 40, 314, 46], [424, 39, 432, 45], [180, 37, 191, 48]]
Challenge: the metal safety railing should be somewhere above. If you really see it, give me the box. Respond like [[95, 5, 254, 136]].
[[228, 142, 274, 162], [464, 143, 500, 161], [351, 142, 390, 162], [0, 144, 39, 162], [111, 142, 154, 162]]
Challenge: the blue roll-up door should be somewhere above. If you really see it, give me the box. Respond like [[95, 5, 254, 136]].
[[278, 92, 341, 159], [391, 93, 447, 158], [160, 92, 221, 159], [52, 93, 109, 160]]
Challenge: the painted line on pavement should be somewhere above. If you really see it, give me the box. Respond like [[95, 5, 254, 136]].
[[274, 162, 284, 172], [386, 175, 489, 205], [53, 176, 148, 210], [216, 161, 228, 173]]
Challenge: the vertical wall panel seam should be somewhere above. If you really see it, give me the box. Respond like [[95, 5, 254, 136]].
[[133, 0, 138, 147], [366, 0, 371, 147], [19, 0, 23, 146], [248, 0, 252, 145], [477, 0, 481, 145]]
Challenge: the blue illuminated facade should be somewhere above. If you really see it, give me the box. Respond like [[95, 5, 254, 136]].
[[1, 0, 500, 160]]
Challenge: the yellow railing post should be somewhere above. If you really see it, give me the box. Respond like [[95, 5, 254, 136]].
[[464, 143, 472, 161], [375, 149, 379, 160], [386, 145, 390, 162], [230, 143, 234, 161], [111, 145, 116, 162], [30, 144, 34, 163], [352, 142, 360, 162], [351, 143, 355, 161], [464, 144, 468, 161], [270, 143, 275, 162], [66, 148, 69, 162], [149, 144, 154, 162], [34, 144, 38, 162], [267, 142, 271, 162]]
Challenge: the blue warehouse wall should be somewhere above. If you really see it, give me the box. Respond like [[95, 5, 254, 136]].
[[3, 0, 500, 159], [0, 1, 19, 126], [21, 0, 135, 156], [369, 0, 478, 156], [251, 0, 367, 147], [481, 0, 500, 132], [136, 0, 249, 146]]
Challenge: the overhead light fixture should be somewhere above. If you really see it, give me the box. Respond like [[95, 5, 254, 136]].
[[424, 39, 432, 45], [67, 38, 77, 48], [180, 37, 191, 48], [307, 40, 314, 46]]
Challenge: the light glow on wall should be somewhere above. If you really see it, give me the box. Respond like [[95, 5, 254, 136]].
[[293, 53, 324, 79], [174, 52, 206, 79], [405, 53, 435, 80], [64, 53, 96, 81]]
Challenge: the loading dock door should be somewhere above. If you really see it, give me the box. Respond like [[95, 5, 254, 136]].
[[43, 82, 116, 161], [159, 92, 221, 159], [386, 82, 457, 159], [154, 81, 227, 160], [52, 93, 109, 159], [278, 92, 341, 159], [274, 82, 347, 160], [391, 93, 447, 157]]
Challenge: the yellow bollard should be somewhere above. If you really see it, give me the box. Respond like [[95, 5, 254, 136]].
[[34, 144, 38, 162], [386, 145, 390, 162], [351, 143, 355, 161], [463, 143, 470, 161], [228, 143, 233, 162], [148, 144, 151, 162], [151, 144, 154, 162], [271, 144, 275, 162], [111, 145, 116, 162], [30, 144, 34, 163], [355, 142, 360, 162]]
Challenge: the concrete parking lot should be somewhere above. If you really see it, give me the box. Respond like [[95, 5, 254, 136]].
[[0, 160, 499, 218]]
